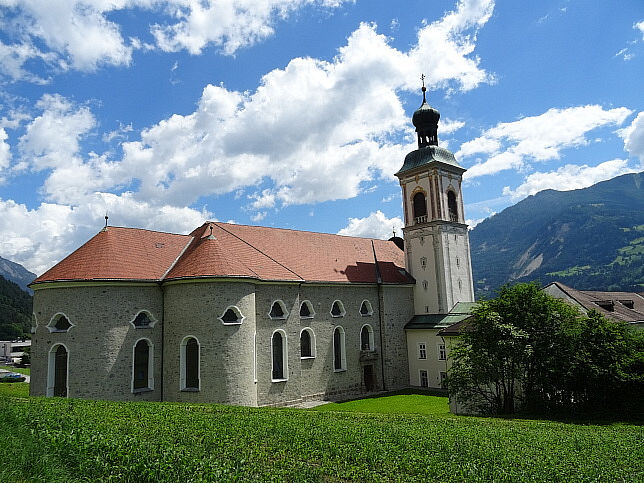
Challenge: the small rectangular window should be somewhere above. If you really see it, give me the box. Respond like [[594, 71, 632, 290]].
[[440, 372, 448, 389], [438, 344, 446, 361], [420, 370, 428, 388], [418, 343, 427, 360]]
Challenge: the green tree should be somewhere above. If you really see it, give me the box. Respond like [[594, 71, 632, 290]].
[[448, 283, 643, 415]]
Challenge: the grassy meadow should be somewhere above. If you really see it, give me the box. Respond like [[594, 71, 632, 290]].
[[0, 386, 642, 481]]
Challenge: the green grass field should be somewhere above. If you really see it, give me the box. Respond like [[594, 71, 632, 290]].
[[0, 391, 641, 481]]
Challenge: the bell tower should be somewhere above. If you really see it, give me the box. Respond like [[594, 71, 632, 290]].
[[395, 80, 475, 314]]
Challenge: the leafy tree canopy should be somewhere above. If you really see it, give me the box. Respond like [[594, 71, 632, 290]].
[[449, 283, 643, 416]]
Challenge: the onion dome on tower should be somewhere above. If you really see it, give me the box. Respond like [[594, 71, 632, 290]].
[[396, 76, 462, 177], [412, 77, 440, 148]]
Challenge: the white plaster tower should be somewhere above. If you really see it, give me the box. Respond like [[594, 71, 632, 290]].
[[395, 80, 475, 314]]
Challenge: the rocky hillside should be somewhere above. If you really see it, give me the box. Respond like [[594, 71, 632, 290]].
[[0, 256, 36, 293], [470, 171, 644, 299]]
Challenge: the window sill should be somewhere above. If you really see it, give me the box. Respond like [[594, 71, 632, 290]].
[[334, 368, 346, 373], [220, 321, 243, 326], [132, 387, 153, 394], [300, 356, 315, 360], [299, 315, 314, 320], [181, 387, 200, 392], [271, 378, 288, 383]]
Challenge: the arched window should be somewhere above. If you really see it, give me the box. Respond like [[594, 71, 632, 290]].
[[180, 337, 200, 391], [330, 300, 345, 318], [413, 192, 427, 223], [333, 326, 346, 371], [47, 313, 73, 333], [359, 300, 373, 316], [31, 313, 38, 334], [47, 344, 68, 397], [130, 310, 156, 328], [300, 328, 316, 359], [360, 324, 374, 351], [447, 190, 458, 222], [269, 300, 288, 320], [271, 330, 288, 381], [219, 306, 244, 325], [133, 339, 153, 392], [299, 300, 315, 318]]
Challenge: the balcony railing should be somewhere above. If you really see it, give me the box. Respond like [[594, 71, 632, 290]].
[[414, 215, 427, 224]]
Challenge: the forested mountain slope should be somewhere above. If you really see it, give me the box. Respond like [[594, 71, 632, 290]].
[[470, 171, 644, 299], [0, 274, 32, 339]]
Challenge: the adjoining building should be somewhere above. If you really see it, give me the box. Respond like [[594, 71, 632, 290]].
[[29, 85, 476, 405], [543, 281, 644, 329], [0, 339, 31, 364]]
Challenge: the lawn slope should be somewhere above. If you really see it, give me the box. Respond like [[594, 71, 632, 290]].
[[0, 394, 641, 481]]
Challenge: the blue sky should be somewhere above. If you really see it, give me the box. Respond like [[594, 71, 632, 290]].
[[0, 0, 642, 274]]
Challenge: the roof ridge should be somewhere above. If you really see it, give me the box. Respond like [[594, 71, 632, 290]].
[[214, 222, 304, 281], [160, 236, 194, 281], [103, 225, 190, 237], [214, 221, 383, 241]]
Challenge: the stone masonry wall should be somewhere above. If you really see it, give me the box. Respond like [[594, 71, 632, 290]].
[[162, 280, 257, 406], [30, 284, 163, 401], [381, 285, 414, 391]]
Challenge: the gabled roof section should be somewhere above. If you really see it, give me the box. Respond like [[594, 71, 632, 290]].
[[184, 222, 413, 284], [165, 223, 302, 281], [544, 281, 644, 325], [32, 222, 413, 286], [32, 227, 192, 284]]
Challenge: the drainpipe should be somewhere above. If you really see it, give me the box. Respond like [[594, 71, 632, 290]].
[[160, 282, 165, 402], [372, 241, 387, 392], [377, 283, 386, 392]]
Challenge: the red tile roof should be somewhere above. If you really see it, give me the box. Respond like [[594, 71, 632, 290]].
[[32, 222, 413, 286], [32, 227, 191, 283]]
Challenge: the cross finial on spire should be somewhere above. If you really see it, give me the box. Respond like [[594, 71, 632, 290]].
[[420, 73, 427, 102], [392, 226, 397, 238], [103, 213, 109, 231]]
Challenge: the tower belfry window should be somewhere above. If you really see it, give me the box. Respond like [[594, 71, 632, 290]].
[[413, 192, 427, 223], [447, 191, 458, 222]]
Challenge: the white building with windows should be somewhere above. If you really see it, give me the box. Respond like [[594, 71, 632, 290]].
[[0, 339, 31, 364], [29, 87, 475, 406]]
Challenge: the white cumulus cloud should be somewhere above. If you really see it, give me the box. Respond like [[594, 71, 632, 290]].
[[459, 105, 633, 179], [501, 160, 640, 201], [0, 0, 350, 81], [619, 111, 644, 163], [337, 210, 403, 239]]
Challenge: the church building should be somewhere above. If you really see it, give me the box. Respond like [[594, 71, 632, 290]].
[[29, 86, 475, 406]]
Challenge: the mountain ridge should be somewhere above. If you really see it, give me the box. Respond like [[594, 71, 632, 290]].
[[469, 171, 644, 299], [0, 256, 36, 294]]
